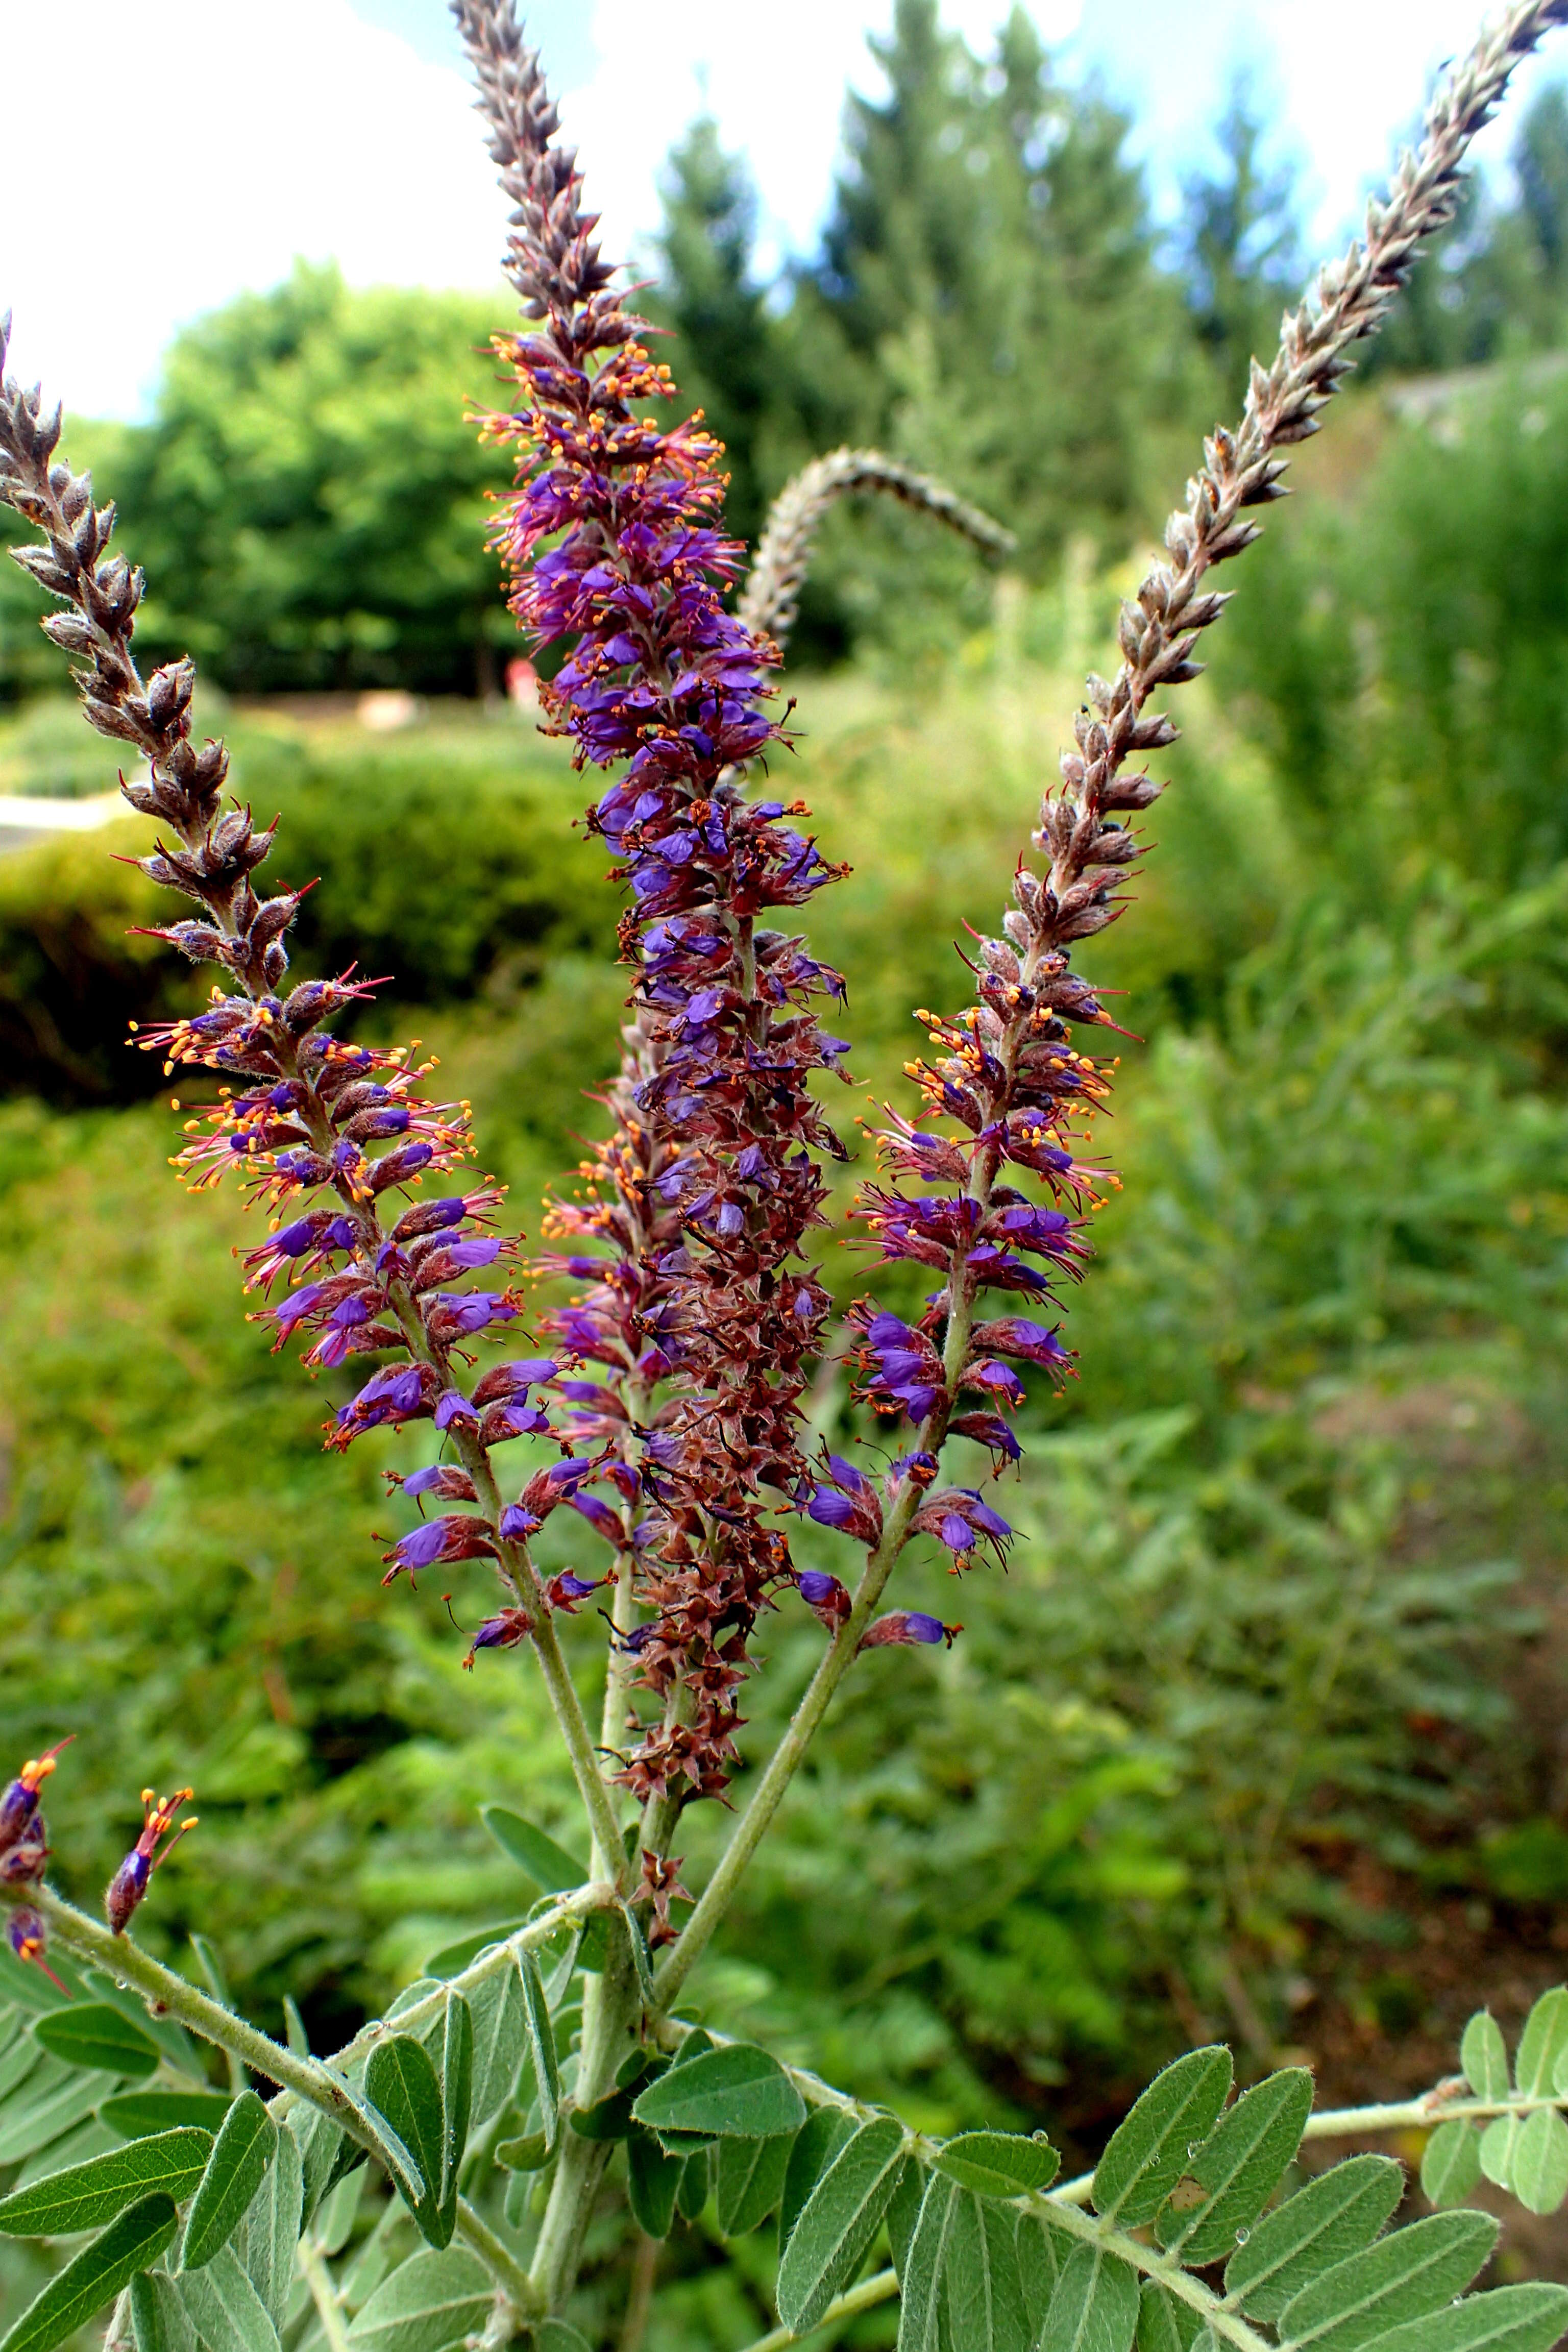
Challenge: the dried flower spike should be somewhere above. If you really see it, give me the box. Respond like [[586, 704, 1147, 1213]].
[[105, 1786, 197, 1934]]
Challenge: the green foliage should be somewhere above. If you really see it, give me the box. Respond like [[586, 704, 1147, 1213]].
[[630, 2043, 806, 2143], [52, 266, 509, 699], [774, 2117, 905, 2331], [181, 2092, 277, 2271], [0, 2194, 178, 2352], [0, 2130, 212, 2240]]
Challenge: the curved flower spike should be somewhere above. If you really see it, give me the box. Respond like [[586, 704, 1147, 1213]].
[[106, 1786, 198, 1935]]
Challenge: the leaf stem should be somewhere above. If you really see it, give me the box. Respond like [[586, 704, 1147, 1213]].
[[731, 2265, 900, 2352], [297, 2233, 354, 2352]]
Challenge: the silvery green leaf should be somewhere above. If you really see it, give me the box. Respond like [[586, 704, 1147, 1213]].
[[631, 2044, 806, 2142], [775, 2118, 906, 2334], [1461, 2014, 1510, 2104], [1480, 2115, 1522, 2193], [626, 2131, 681, 2240], [478, 1809, 586, 1893], [1017, 2210, 1077, 2337], [1277, 2210, 1498, 2349], [716, 2132, 793, 2237], [0, 2063, 120, 2164], [236, 2115, 303, 2327], [32, 2004, 161, 2081], [436, 1995, 472, 2233], [131, 2270, 199, 2352], [676, 2145, 709, 2221], [175, 2242, 281, 2352], [181, 2093, 278, 2273], [1038, 2241, 1139, 2352], [343, 2245, 492, 2352], [1514, 1991, 1568, 2099], [1155, 2068, 1313, 2263], [1227, 2153, 1404, 2320], [1422, 2124, 1483, 2212], [897, 2172, 963, 2352], [935, 2131, 1059, 2200], [1136, 2280, 1203, 2352], [1509, 2108, 1568, 2216], [1092, 2048, 1233, 2226], [466, 1957, 524, 2128], [1358, 2283, 1568, 2351], [0, 2127, 212, 2238], [779, 2109, 856, 2257], [0, 2193, 179, 2352], [941, 2189, 1030, 2352], [518, 1954, 557, 2152], [363, 2039, 446, 2247]]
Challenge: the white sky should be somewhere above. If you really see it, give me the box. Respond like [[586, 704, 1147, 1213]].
[[2, 0, 1561, 421]]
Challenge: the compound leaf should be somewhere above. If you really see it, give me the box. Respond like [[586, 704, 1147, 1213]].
[[1510, 2108, 1568, 2217], [1422, 2124, 1484, 2212], [0, 2127, 211, 2239], [631, 2044, 806, 2142], [1461, 2015, 1510, 2104], [1227, 2154, 1405, 2321], [0, 2193, 178, 2352], [1359, 2283, 1568, 2352], [181, 2091, 278, 2273], [1157, 2068, 1314, 2264], [1039, 2240, 1139, 2352], [32, 2005, 160, 2082], [1092, 2048, 1233, 2226], [478, 1808, 585, 1893], [1277, 2210, 1498, 2350], [936, 2131, 1059, 2200], [776, 2117, 905, 2334], [344, 2246, 493, 2352], [716, 2130, 793, 2237]]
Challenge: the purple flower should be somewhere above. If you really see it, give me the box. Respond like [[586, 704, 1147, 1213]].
[[499, 1504, 543, 1542], [797, 1569, 852, 1632], [971, 1319, 1073, 1369], [570, 1492, 625, 1544], [860, 1611, 961, 1652], [434, 1390, 479, 1431]]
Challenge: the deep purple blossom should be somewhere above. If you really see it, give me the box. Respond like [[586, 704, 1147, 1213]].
[[860, 1612, 962, 1652]]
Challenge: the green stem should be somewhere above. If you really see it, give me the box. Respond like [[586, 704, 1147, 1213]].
[[733, 2266, 900, 2352], [4, 1881, 607, 2316], [297, 2233, 354, 2352]]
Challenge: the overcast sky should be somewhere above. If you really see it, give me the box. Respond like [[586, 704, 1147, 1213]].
[[3, 0, 1561, 421]]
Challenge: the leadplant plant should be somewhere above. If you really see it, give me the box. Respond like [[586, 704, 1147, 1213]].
[[0, 5, 1565, 2348]]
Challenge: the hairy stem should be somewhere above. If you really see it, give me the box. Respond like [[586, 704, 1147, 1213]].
[[733, 2266, 900, 2352], [297, 2233, 354, 2352]]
